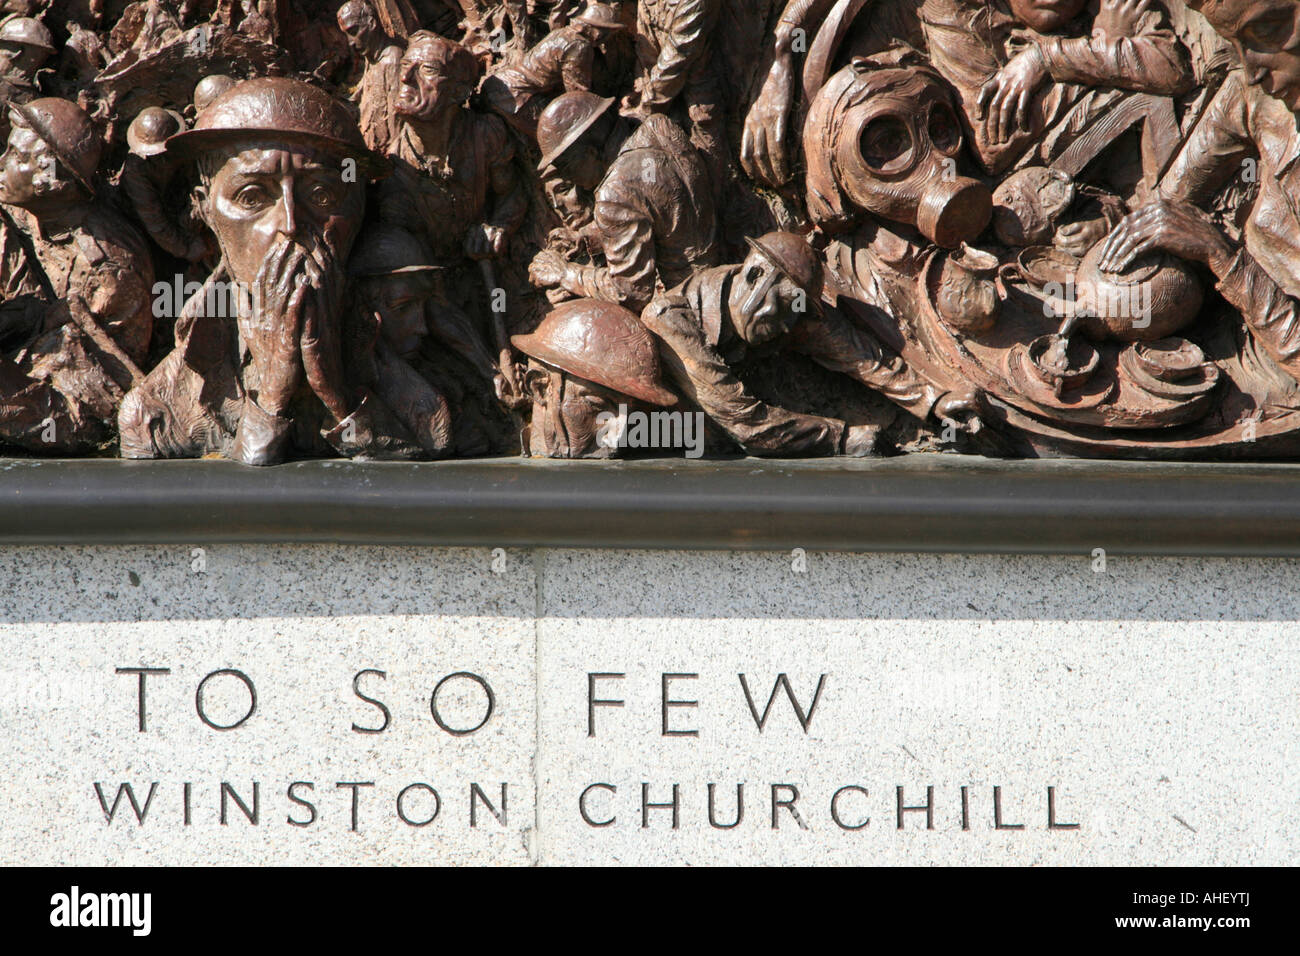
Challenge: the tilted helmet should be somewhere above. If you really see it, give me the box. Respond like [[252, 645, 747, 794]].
[[536, 91, 614, 171], [512, 298, 677, 407], [9, 97, 100, 195], [193, 74, 237, 115], [743, 231, 824, 303], [574, 3, 625, 31], [348, 224, 441, 277], [0, 17, 55, 52], [126, 107, 186, 158]]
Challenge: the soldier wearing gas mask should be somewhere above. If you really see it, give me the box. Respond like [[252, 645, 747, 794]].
[[806, 49, 993, 249], [804, 49, 994, 436]]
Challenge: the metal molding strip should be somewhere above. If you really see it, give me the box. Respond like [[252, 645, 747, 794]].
[[1, 456, 1299, 554]]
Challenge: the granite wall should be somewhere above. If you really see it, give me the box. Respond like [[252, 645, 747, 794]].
[[1, 545, 1294, 864]]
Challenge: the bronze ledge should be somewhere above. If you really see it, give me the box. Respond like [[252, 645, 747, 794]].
[[2, 456, 1300, 554]]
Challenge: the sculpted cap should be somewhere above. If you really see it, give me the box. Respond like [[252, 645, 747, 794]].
[[349, 224, 441, 277], [536, 91, 614, 171], [744, 231, 824, 301], [513, 299, 677, 407], [167, 77, 387, 175], [574, 3, 625, 31], [127, 107, 186, 158], [193, 74, 237, 114], [9, 97, 100, 195], [0, 16, 55, 51]]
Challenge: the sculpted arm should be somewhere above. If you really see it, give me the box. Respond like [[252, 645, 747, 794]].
[[643, 297, 852, 456], [640, 0, 721, 109], [1159, 71, 1254, 207], [788, 305, 946, 420], [741, 0, 839, 186], [1037, 1, 1192, 96]]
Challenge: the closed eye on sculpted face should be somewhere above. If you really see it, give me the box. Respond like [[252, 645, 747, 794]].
[[1239, 6, 1297, 53]]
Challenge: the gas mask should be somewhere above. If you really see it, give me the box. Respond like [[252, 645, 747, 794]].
[[805, 55, 992, 247]]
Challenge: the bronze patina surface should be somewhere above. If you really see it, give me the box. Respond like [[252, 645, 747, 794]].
[[1, 1, 1298, 463]]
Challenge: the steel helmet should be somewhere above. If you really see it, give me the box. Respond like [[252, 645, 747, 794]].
[[167, 77, 387, 176], [743, 231, 824, 302], [126, 107, 186, 158], [512, 298, 677, 407], [9, 97, 100, 195], [536, 91, 614, 171]]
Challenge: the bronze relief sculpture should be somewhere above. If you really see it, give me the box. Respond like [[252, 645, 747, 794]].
[[2, 0, 1299, 463]]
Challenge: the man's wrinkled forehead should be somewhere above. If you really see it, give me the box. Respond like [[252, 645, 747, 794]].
[[218, 144, 343, 175], [405, 37, 452, 65]]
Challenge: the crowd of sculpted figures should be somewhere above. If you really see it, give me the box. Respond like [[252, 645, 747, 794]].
[[0, 0, 1296, 462]]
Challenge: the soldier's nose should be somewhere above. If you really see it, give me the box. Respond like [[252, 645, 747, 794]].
[[274, 182, 298, 237]]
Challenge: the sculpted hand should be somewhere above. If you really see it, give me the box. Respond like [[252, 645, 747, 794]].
[[741, 63, 796, 187], [1097, 197, 1234, 274], [977, 45, 1048, 144], [1094, 0, 1150, 40], [1053, 217, 1109, 258], [243, 240, 306, 416], [298, 253, 353, 423], [619, 76, 652, 120], [529, 248, 568, 288]]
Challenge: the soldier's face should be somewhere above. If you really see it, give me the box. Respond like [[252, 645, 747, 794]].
[[555, 141, 604, 190], [0, 125, 53, 205], [729, 251, 804, 347], [203, 146, 364, 285], [337, 12, 374, 52], [366, 273, 432, 359], [1202, 1, 1300, 110], [525, 364, 621, 458], [396, 45, 462, 120], [1007, 0, 1087, 32], [0, 40, 45, 77]]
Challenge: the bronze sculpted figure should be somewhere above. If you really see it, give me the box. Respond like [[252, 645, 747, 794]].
[[118, 77, 422, 463], [530, 89, 719, 314], [0, 97, 153, 453], [2, 0, 1300, 462]]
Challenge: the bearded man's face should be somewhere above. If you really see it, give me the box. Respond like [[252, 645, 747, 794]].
[[202, 145, 364, 287]]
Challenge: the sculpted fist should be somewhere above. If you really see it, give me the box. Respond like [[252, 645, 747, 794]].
[[529, 248, 568, 289], [465, 223, 507, 260]]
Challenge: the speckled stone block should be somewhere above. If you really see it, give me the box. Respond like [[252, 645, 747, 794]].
[[2, 545, 1296, 865], [533, 550, 1299, 865], [0, 544, 536, 865]]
